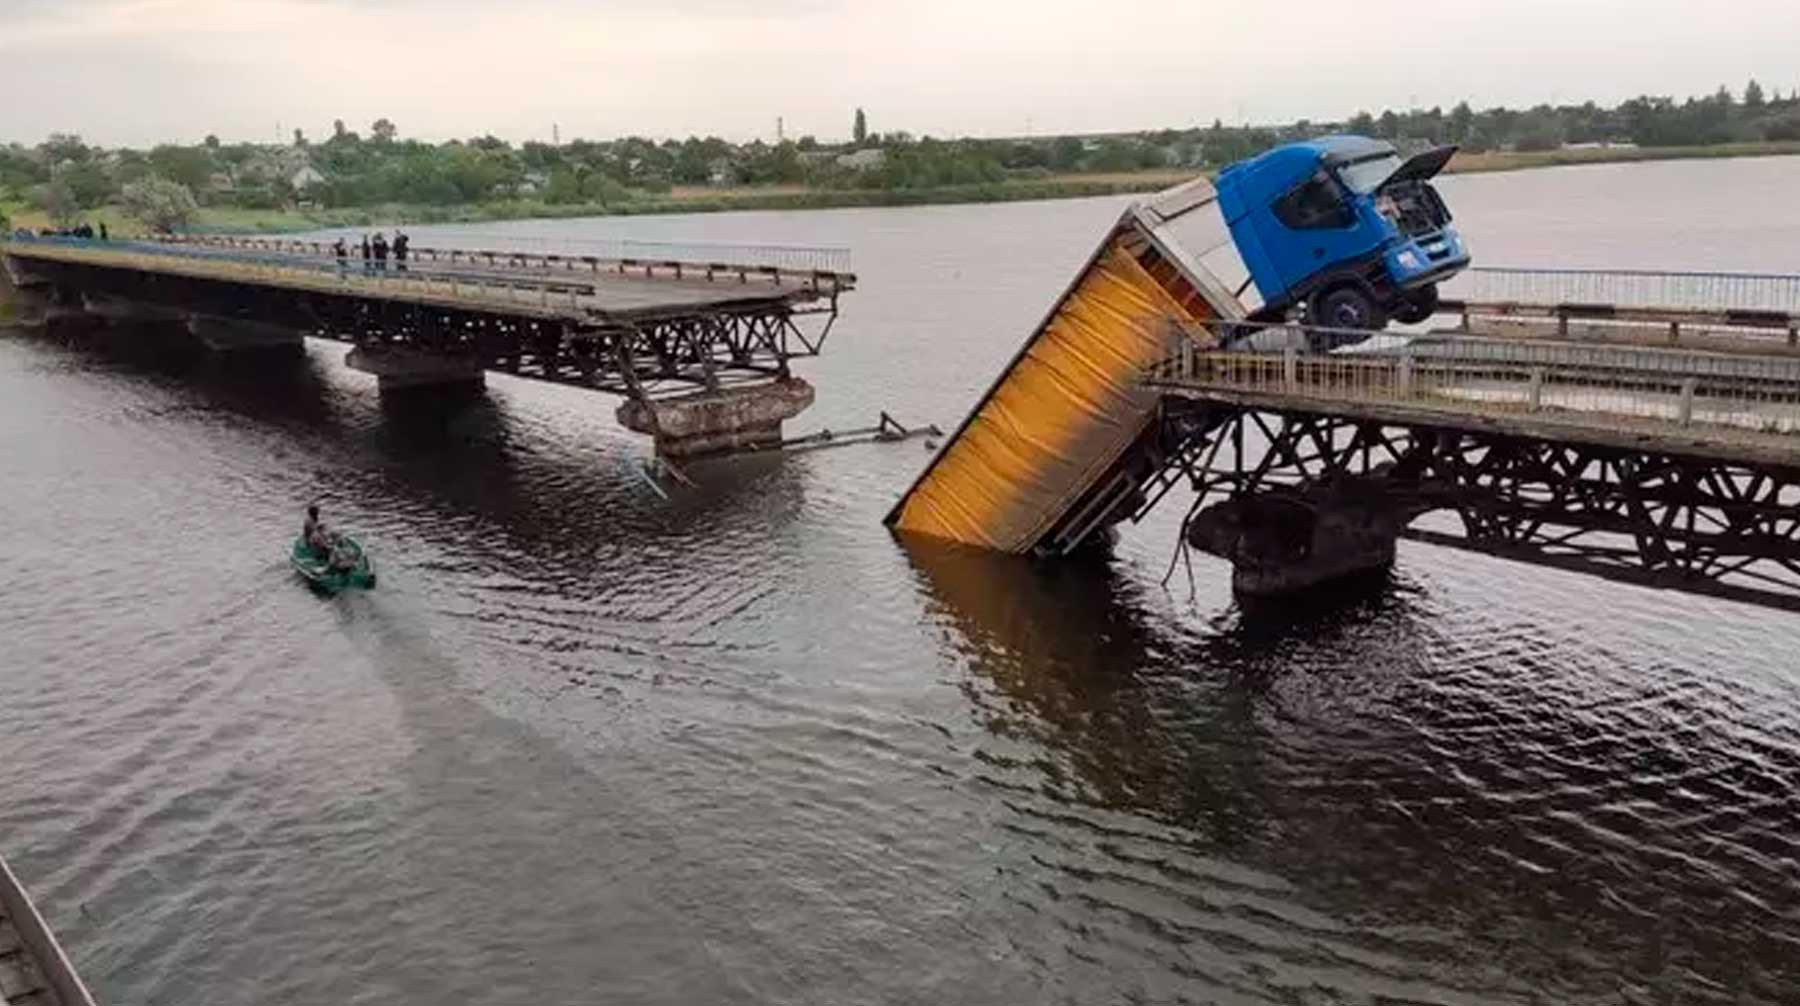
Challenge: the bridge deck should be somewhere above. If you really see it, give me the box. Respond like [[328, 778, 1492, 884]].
[[1147, 343, 1800, 469], [4, 237, 841, 324]]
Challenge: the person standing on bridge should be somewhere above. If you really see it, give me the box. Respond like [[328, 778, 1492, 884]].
[[361, 234, 372, 274], [392, 230, 409, 272], [371, 232, 389, 272], [333, 237, 349, 276]]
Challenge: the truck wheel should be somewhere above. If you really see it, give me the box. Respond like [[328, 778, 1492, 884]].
[[1392, 285, 1440, 325], [1311, 286, 1385, 333]]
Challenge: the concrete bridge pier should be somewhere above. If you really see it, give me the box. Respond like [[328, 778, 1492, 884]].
[[344, 345, 487, 395], [616, 378, 815, 457], [1185, 474, 1422, 596]]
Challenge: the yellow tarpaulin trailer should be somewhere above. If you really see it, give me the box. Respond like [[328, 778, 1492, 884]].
[[886, 178, 1249, 553]]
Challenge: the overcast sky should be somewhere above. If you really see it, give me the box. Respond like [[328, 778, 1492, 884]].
[[5, 0, 1799, 148]]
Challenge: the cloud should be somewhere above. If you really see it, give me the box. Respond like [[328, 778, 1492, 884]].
[[3, 0, 1799, 147]]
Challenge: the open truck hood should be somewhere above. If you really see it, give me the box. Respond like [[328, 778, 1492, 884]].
[[1380, 145, 1458, 188]]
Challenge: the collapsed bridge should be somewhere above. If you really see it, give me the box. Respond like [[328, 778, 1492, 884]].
[[887, 178, 1800, 610], [1, 233, 854, 457]]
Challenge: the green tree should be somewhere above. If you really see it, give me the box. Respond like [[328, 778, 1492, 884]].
[[148, 144, 214, 191], [372, 118, 397, 144], [585, 174, 632, 208], [1049, 135, 1085, 171], [544, 168, 585, 204], [120, 176, 199, 233], [1347, 111, 1375, 135], [41, 133, 90, 165], [37, 180, 83, 228], [1745, 79, 1766, 110], [1448, 101, 1474, 143], [1513, 112, 1565, 151], [853, 107, 867, 145], [58, 161, 114, 208]]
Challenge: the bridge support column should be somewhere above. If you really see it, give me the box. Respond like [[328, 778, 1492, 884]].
[[1185, 475, 1411, 596], [616, 377, 815, 458], [344, 346, 486, 394]]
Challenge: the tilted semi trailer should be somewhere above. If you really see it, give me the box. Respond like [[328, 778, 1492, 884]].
[[886, 137, 1470, 554]]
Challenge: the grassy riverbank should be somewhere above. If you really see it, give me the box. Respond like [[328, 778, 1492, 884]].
[[8, 142, 1798, 237], [1443, 140, 1800, 174]]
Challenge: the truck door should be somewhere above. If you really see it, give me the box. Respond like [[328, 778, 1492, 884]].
[[1265, 169, 1376, 298]]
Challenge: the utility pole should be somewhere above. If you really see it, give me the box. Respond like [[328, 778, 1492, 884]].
[[553, 123, 561, 146], [777, 116, 784, 143]]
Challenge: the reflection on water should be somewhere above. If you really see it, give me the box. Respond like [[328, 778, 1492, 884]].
[[5, 158, 1800, 1006], [911, 539, 1800, 1002]]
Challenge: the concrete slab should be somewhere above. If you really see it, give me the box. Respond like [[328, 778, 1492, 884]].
[[617, 378, 815, 457]]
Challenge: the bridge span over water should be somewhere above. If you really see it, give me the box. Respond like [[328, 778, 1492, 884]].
[[887, 178, 1800, 610], [1, 233, 854, 457]]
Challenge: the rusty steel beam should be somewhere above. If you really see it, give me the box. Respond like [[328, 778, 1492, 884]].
[[3, 245, 835, 402], [1124, 403, 1800, 611]]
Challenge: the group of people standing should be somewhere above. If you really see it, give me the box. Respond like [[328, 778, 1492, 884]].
[[331, 229, 409, 273], [30, 222, 107, 240]]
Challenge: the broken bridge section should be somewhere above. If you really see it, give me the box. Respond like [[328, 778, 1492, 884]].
[[0, 233, 854, 457], [884, 178, 1248, 552], [885, 172, 1800, 609]]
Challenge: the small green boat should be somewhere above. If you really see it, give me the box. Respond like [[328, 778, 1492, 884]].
[[290, 535, 377, 594]]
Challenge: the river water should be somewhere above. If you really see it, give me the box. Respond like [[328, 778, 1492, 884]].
[[4, 156, 1800, 1005]]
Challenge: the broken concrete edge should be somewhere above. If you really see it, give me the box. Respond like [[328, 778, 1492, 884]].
[[617, 377, 815, 458], [1185, 474, 1414, 596]]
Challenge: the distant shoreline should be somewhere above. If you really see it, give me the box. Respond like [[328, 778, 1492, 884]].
[[9, 142, 1800, 238]]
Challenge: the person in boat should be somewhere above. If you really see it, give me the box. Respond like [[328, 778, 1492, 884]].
[[303, 505, 332, 553], [304, 505, 359, 572]]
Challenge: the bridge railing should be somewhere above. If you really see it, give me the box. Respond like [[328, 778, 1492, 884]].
[[1149, 337, 1800, 442], [151, 232, 855, 289], [1442, 267, 1800, 313], [6, 232, 608, 312], [398, 231, 853, 275]]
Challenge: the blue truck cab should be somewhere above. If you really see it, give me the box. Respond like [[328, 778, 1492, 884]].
[[1215, 135, 1469, 336]]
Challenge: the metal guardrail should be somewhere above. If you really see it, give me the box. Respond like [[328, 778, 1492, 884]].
[[1150, 341, 1800, 441], [404, 232, 853, 275], [5, 234, 608, 314], [1443, 267, 1800, 313], [155, 233, 853, 289]]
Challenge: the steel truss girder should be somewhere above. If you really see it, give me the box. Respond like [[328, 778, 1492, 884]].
[[308, 298, 818, 399], [21, 256, 835, 402], [1134, 405, 1800, 611]]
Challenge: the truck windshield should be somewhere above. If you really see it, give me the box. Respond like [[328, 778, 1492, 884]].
[[1335, 154, 1402, 194]]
